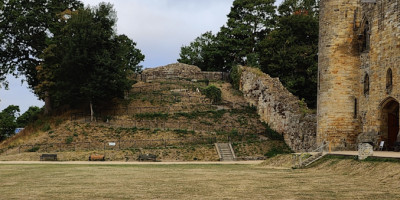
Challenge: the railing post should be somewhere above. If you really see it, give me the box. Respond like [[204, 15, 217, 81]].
[[299, 155, 302, 167]]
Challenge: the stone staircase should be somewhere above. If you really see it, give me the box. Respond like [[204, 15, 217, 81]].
[[215, 143, 236, 161], [293, 142, 329, 168], [298, 152, 324, 168]]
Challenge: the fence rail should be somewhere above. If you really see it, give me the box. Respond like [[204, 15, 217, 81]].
[[9, 137, 217, 155], [70, 101, 246, 120], [70, 104, 222, 120], [129, 81, 208, 93], [128, 92, 211, 104], [78, 119, 260, 135]]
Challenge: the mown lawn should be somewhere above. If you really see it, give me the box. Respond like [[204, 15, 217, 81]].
[[0, 163, 399, 199]]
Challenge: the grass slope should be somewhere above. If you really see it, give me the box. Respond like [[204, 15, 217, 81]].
[[0, 79, 290, 161]]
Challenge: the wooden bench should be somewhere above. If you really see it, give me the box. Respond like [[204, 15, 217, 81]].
[[40, 154, 57, 161], [89, 154, 105, 161], [138, 154, 157, 162]]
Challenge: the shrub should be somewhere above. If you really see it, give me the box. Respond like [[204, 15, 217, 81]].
[[229, 129, 239, 138], [173, 129, 195, 136], [65, 136, 73, 144], [27, 146, 40, 152], [134, 112, 169, 120], [41, 124, 51, 132], [202, 85, 222, 103]]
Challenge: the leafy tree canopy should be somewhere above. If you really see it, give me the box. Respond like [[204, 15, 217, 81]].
[[0, 105, 20, 141], [36, 3, 144, 110], [178, 0, 319, 108], [1, 1, 145, 114], [0, 0, 83, 89], [259, 0, 319, 107], [16, 106, 42, 127]]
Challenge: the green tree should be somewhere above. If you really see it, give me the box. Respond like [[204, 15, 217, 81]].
[[0, 0, 83, 89], [0, 105, 20, 140], [179, 0, 276, 71], [35, 3, 145, 119], [16, 106, 41, 127], [178, 31, 227, 71], [220, 0, 276, 66], [259, 0, 319, 107]]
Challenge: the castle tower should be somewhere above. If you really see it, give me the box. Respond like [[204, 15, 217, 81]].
[[317, 0, 361, 150]]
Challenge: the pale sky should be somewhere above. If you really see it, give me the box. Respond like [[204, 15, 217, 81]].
[[0, 0, 284, 114]]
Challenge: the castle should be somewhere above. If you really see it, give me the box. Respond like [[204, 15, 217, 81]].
[[318, 0, 400, 150]]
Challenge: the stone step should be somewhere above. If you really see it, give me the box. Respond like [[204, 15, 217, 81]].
[[215, 143, 236, 161]]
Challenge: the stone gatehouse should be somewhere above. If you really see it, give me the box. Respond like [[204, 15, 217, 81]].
[[318, 0, 400, 150]]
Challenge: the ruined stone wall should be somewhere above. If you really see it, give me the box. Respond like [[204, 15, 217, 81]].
[[239, 67, 316, 152], [317, 0, 362, 150], [357, 0, 400, 146], [139, 63, 229, 82]]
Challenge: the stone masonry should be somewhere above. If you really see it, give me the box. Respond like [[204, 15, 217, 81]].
[[318, 0, 400, 150], [239, 67, 317, 152], [140, 63, 229, 82]]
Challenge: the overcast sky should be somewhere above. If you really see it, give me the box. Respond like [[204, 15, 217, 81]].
[[0, 0, 284, 114]]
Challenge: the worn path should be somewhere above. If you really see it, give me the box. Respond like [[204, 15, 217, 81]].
[[0, 160, 263, 165]]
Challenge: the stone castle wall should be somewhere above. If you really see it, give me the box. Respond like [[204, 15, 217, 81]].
[[317, 0, 362, 150], [357, 0, 400, 146], [318, 0, 400, 150], [239, 67, 316, 152], [139, 63, 229, 82]]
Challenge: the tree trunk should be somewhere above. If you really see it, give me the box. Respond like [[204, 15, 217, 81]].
[[44, 91, 52, 115], [90, 101, 94, 122]]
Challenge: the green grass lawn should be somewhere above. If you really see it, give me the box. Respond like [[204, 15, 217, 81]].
[[0, 163, 399, 199]]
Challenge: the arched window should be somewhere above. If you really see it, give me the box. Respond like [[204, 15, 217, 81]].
[[364, 73, 369, 96], [362, 21, 371, 52], [386, 68, 393, 94]]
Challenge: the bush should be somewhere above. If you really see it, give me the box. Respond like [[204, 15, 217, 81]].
[[41, 124, 51, 132], [173, 129, 195, 136], [134, 112, 169, 120], [65, 136, 73, 144], [27, 146, 40, 152], [202, 85, 222, 103]]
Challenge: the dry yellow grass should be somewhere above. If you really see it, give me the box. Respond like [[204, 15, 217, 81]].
[[0, 158, 399, 200]]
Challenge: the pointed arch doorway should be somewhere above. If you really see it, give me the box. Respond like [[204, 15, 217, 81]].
[[381, 98, 399, 150]]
